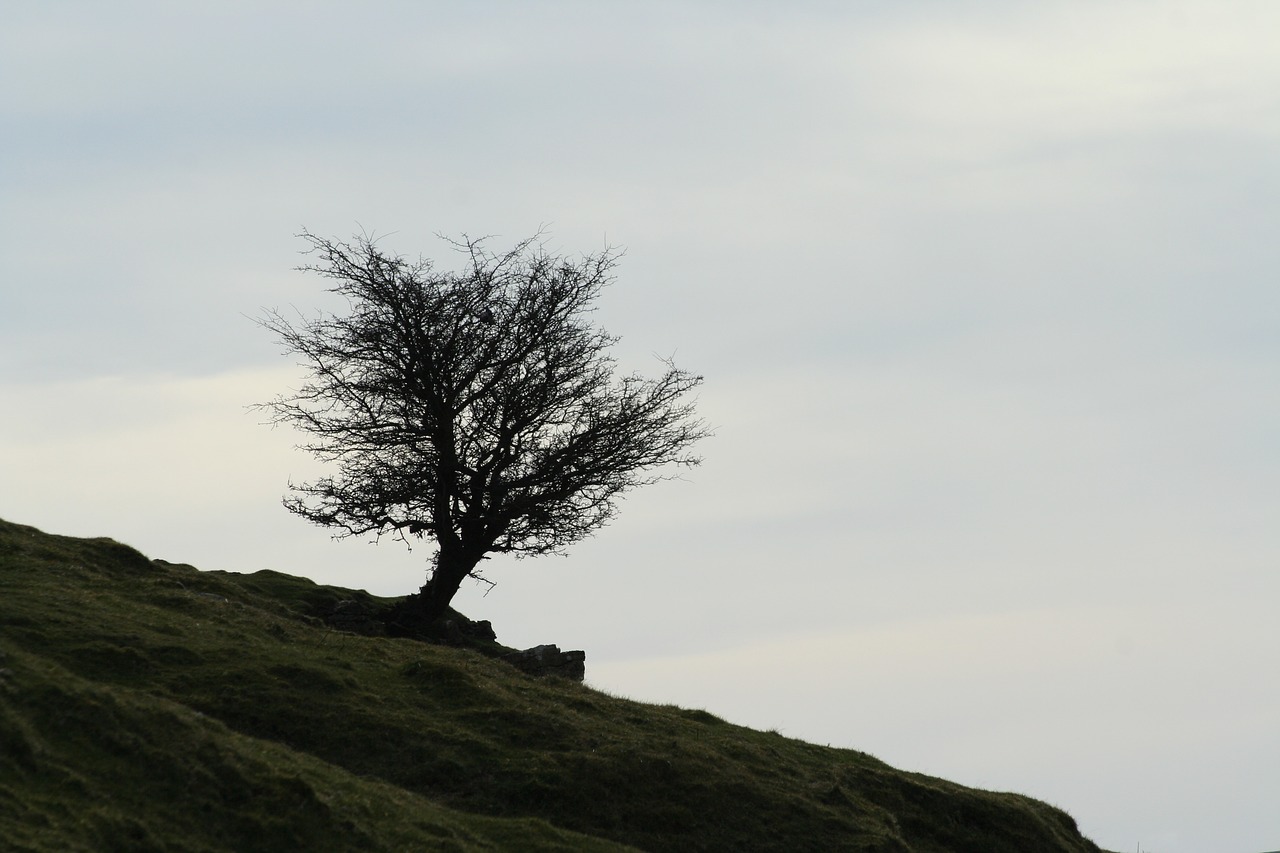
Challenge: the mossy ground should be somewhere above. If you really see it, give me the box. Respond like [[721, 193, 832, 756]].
[[0, 517, 1113, 852]]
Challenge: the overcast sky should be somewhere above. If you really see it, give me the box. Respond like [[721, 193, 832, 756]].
[[3, 3, 1278, 850]]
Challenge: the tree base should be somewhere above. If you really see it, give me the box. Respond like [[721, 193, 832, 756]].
[[316, 594, 584, 681], [382, 594, 498, 645]]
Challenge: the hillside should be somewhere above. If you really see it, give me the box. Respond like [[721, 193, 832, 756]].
[[0, 517, 1113, 852]]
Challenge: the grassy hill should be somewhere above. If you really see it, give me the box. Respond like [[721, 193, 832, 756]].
[[0, 517, 1113, 852]]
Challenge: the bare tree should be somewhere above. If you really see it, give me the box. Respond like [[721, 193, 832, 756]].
[[258, 231, 709, 627]]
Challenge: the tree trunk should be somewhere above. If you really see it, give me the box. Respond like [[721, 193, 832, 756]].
[[412, 546, 483, 625]]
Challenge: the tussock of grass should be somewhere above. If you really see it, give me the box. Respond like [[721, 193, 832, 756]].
[[0, 518, 1108, 852]]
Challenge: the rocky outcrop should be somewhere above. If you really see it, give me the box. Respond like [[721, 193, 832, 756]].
[[435, 615, 497, 644], [323, 598, 583, 680], [324, 599, 386, 636], [502, 644, 586, 681]]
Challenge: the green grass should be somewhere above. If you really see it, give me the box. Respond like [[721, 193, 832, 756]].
[[0, 517, 1112, 852]]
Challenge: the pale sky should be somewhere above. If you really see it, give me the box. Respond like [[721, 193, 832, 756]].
[[3, 3, 1278, 851]]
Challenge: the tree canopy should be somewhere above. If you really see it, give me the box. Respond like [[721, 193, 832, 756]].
[[259, 231, 709, 625]]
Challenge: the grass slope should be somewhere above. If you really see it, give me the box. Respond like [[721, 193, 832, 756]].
[[0, 518, 1110, 852]]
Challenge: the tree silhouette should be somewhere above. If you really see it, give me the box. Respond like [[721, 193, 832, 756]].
[[259, 231, 709, 626]]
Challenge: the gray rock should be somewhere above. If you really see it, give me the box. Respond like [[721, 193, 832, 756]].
[[326, 599, 385, 636], [502, 644, 586, 681]]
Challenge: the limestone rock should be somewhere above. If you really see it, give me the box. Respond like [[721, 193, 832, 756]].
[[325, 599, 385, 636], [502, 644, 586, 681]]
